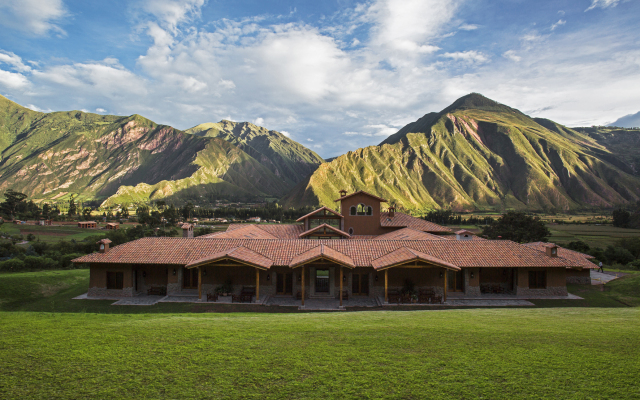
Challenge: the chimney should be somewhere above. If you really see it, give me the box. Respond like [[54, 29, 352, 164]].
[[97, 239, 112, 253], [182, 223, 194, 238], [388, 205, 396, 218], [455, 230, 473, 241], [339, 189, 347, 198], [545, 244, 558, 257]]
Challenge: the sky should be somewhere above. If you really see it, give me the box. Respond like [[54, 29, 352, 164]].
[[0, 0, 639, 158]]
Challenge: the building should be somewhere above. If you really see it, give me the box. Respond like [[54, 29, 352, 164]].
[[78, 221, 97, 229], [106, 222, 119, 230], [73, 190, 594, 306]]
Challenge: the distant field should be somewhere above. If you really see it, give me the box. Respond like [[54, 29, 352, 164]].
[[548, 224, 640, 248], [0, 223, 105, 243]]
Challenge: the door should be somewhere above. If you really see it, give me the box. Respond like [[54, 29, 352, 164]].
[[447, 270, 464, 292], [315, 269, 329, 293], [182, 267, 198, 289], [276, 273, 293, 295], [352, 273, 369, 295]]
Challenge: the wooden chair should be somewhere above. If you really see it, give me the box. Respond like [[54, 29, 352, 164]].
[[432, 295, 443, 304], [419, 289, 434, 303], [147, 287, 166, 296], [240, 287, 255, 303], [388, 290, 401, 304]]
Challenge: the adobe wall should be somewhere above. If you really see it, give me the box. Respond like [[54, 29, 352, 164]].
[[340, 193, 387, 236], [167, 265, 181, 295], [515, 267, 567, 296], [464, 268, 481, 297], [88, 263, 134, 297], [566, 269, 591, 284], [200, 264, 274, 297]]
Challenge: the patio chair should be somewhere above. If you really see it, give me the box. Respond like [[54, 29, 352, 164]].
[[206, 293, 218, 302], [388, 290, 401, 304]]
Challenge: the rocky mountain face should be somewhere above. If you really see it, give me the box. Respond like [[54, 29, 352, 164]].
[[573, 126, 640, 176], [281, 93, 640, 212], [0, 96, 312, 206], [185, 120, 324, 187]]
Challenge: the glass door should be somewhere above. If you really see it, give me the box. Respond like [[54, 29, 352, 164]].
[[276, 273, 293, 295], [182, 267, 198, 289], [315, 269, 329, 293], [352, 274, 369, 295], [447, 270, 464, 292]]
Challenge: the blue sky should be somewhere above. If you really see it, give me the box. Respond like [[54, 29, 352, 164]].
[[1, 0, 639, 157]]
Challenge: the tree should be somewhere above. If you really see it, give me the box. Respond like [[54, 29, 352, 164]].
[[136, 204, 150, 224], [0, 189, 28, 219], [481, 211, 551, 243], [42, 203, 51, 219], [181, 202, 195, 220], [82, 207, 92, 220], [68, 196, 77, 217], [612, 208, 630, 228]]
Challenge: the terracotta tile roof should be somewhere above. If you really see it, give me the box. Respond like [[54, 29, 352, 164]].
[[186, 246, 273, 270], [181, 223, 193, 229], [371, 247, 460, 271], [349, 235, 379, 240], [299, 224, 350, 238], [296, 206, 343, 221], [524, 242, 598, 269], [334, 190, 388, 203], [74, 238, 582, 269], [442, 234, 486, 241], [289, 244, 355, 269], [455, 229, 474, 235], [97, 239, 112, 244], [200, 224, 305, 239], [380, 212, 452, 233], [373, 228, 445, 241], [200, 224, 278, 239]]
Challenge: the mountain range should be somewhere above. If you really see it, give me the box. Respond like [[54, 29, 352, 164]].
[[1, 93, 639, 212]]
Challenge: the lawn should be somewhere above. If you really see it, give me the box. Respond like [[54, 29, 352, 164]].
[[0, 223, 106, 243], [0, 271, 639, 398]]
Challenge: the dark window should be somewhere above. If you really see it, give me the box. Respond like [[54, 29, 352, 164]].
[[107, 272, 124, 290], [528, 271, 546, 289], [357, 204, 366, 215], [348, 227, 354, 235], [366, 206, 372, 215], [350, 206, 356, 216]]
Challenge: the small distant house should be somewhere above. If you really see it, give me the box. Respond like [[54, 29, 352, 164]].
[[247, 217, 261, 223], [78, 221, 97, 229], [106, 222, 120, 230]]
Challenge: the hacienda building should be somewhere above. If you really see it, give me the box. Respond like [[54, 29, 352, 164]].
[[73, 190, 596, 306]]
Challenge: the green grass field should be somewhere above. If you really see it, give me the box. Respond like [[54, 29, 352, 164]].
[[547, 224, 640, 249], [0, 223, 106, 243], [0, 270, 639, 398]]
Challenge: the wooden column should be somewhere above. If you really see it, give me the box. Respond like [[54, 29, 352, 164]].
[[384, 269, 388, 303], [198, 267, 202, 300], [256, 268, 260, 302], [443, 269, 447, 303], [301, 267, 305, 306], [339, 267, 343, 307]]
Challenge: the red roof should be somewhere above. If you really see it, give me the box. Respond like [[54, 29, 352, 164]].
[[380, 212, 452, 233], [289, 244, 355, 269], [334, 190, 388, 203], [371, 247, 460, 271], [299, 224, 350, 238], [374, 228, 444, 241], [524, 242, 597, 269], [186, 246, 273, 270], [74, 237, 581, 269], [296, 206, 343, 221]]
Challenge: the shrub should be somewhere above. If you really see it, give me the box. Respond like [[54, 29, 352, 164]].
[[26, 233, 36, 241], [22, 256, 58, 271], [627, 260, 640, 270], [0, 258, 25, 272]]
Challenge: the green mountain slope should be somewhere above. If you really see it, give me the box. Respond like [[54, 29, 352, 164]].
[[282, 93, 640, 212], [0, 95, 290, 205], [186, 120, 324, 187], [572, 126, 640, 175]]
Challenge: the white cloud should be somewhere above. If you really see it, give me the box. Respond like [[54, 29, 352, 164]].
[[441, 51, 489, 63], [585, 0, 622, 12], [364, 124, 397, 136], [135, 0, 206, 33], [551, 19, 566, 31], [502, 50, 521, 62], [26, 104, 52, 112], [280, 130, 290, 137], [344, 131, 359, 135], [0, 51, 31, 72], [254, 117, 265, 126], [0, 69, 29, 89], [307, 138, 313, 142], [459, 24, 478, 31], [96, 108, 107, 113], [0, 0, 67, 36]]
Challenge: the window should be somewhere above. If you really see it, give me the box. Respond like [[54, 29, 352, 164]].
[[357, 204, 366, 215], [348, 227, 354, 235], [107, 272, 124, 290], [367, 206, 372, 215], [350, 206, 356, 216], [528, 271, 546, 289]]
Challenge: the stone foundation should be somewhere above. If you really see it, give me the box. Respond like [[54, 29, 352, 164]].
[[516, 286, 568, 297], [567, 276, 591, 285], [166, 282, 181, 295], [88, 286, 135, 298]]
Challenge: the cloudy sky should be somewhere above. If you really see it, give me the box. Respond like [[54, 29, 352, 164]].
[[1, 0, 639, 157]]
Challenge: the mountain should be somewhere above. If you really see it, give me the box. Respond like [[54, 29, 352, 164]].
[[185, 120, 324, 187], [573, 126, 640, 175], [282, 93, 640, 212], [0, 95, 310, 206], [609, 111, 640, 128]]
